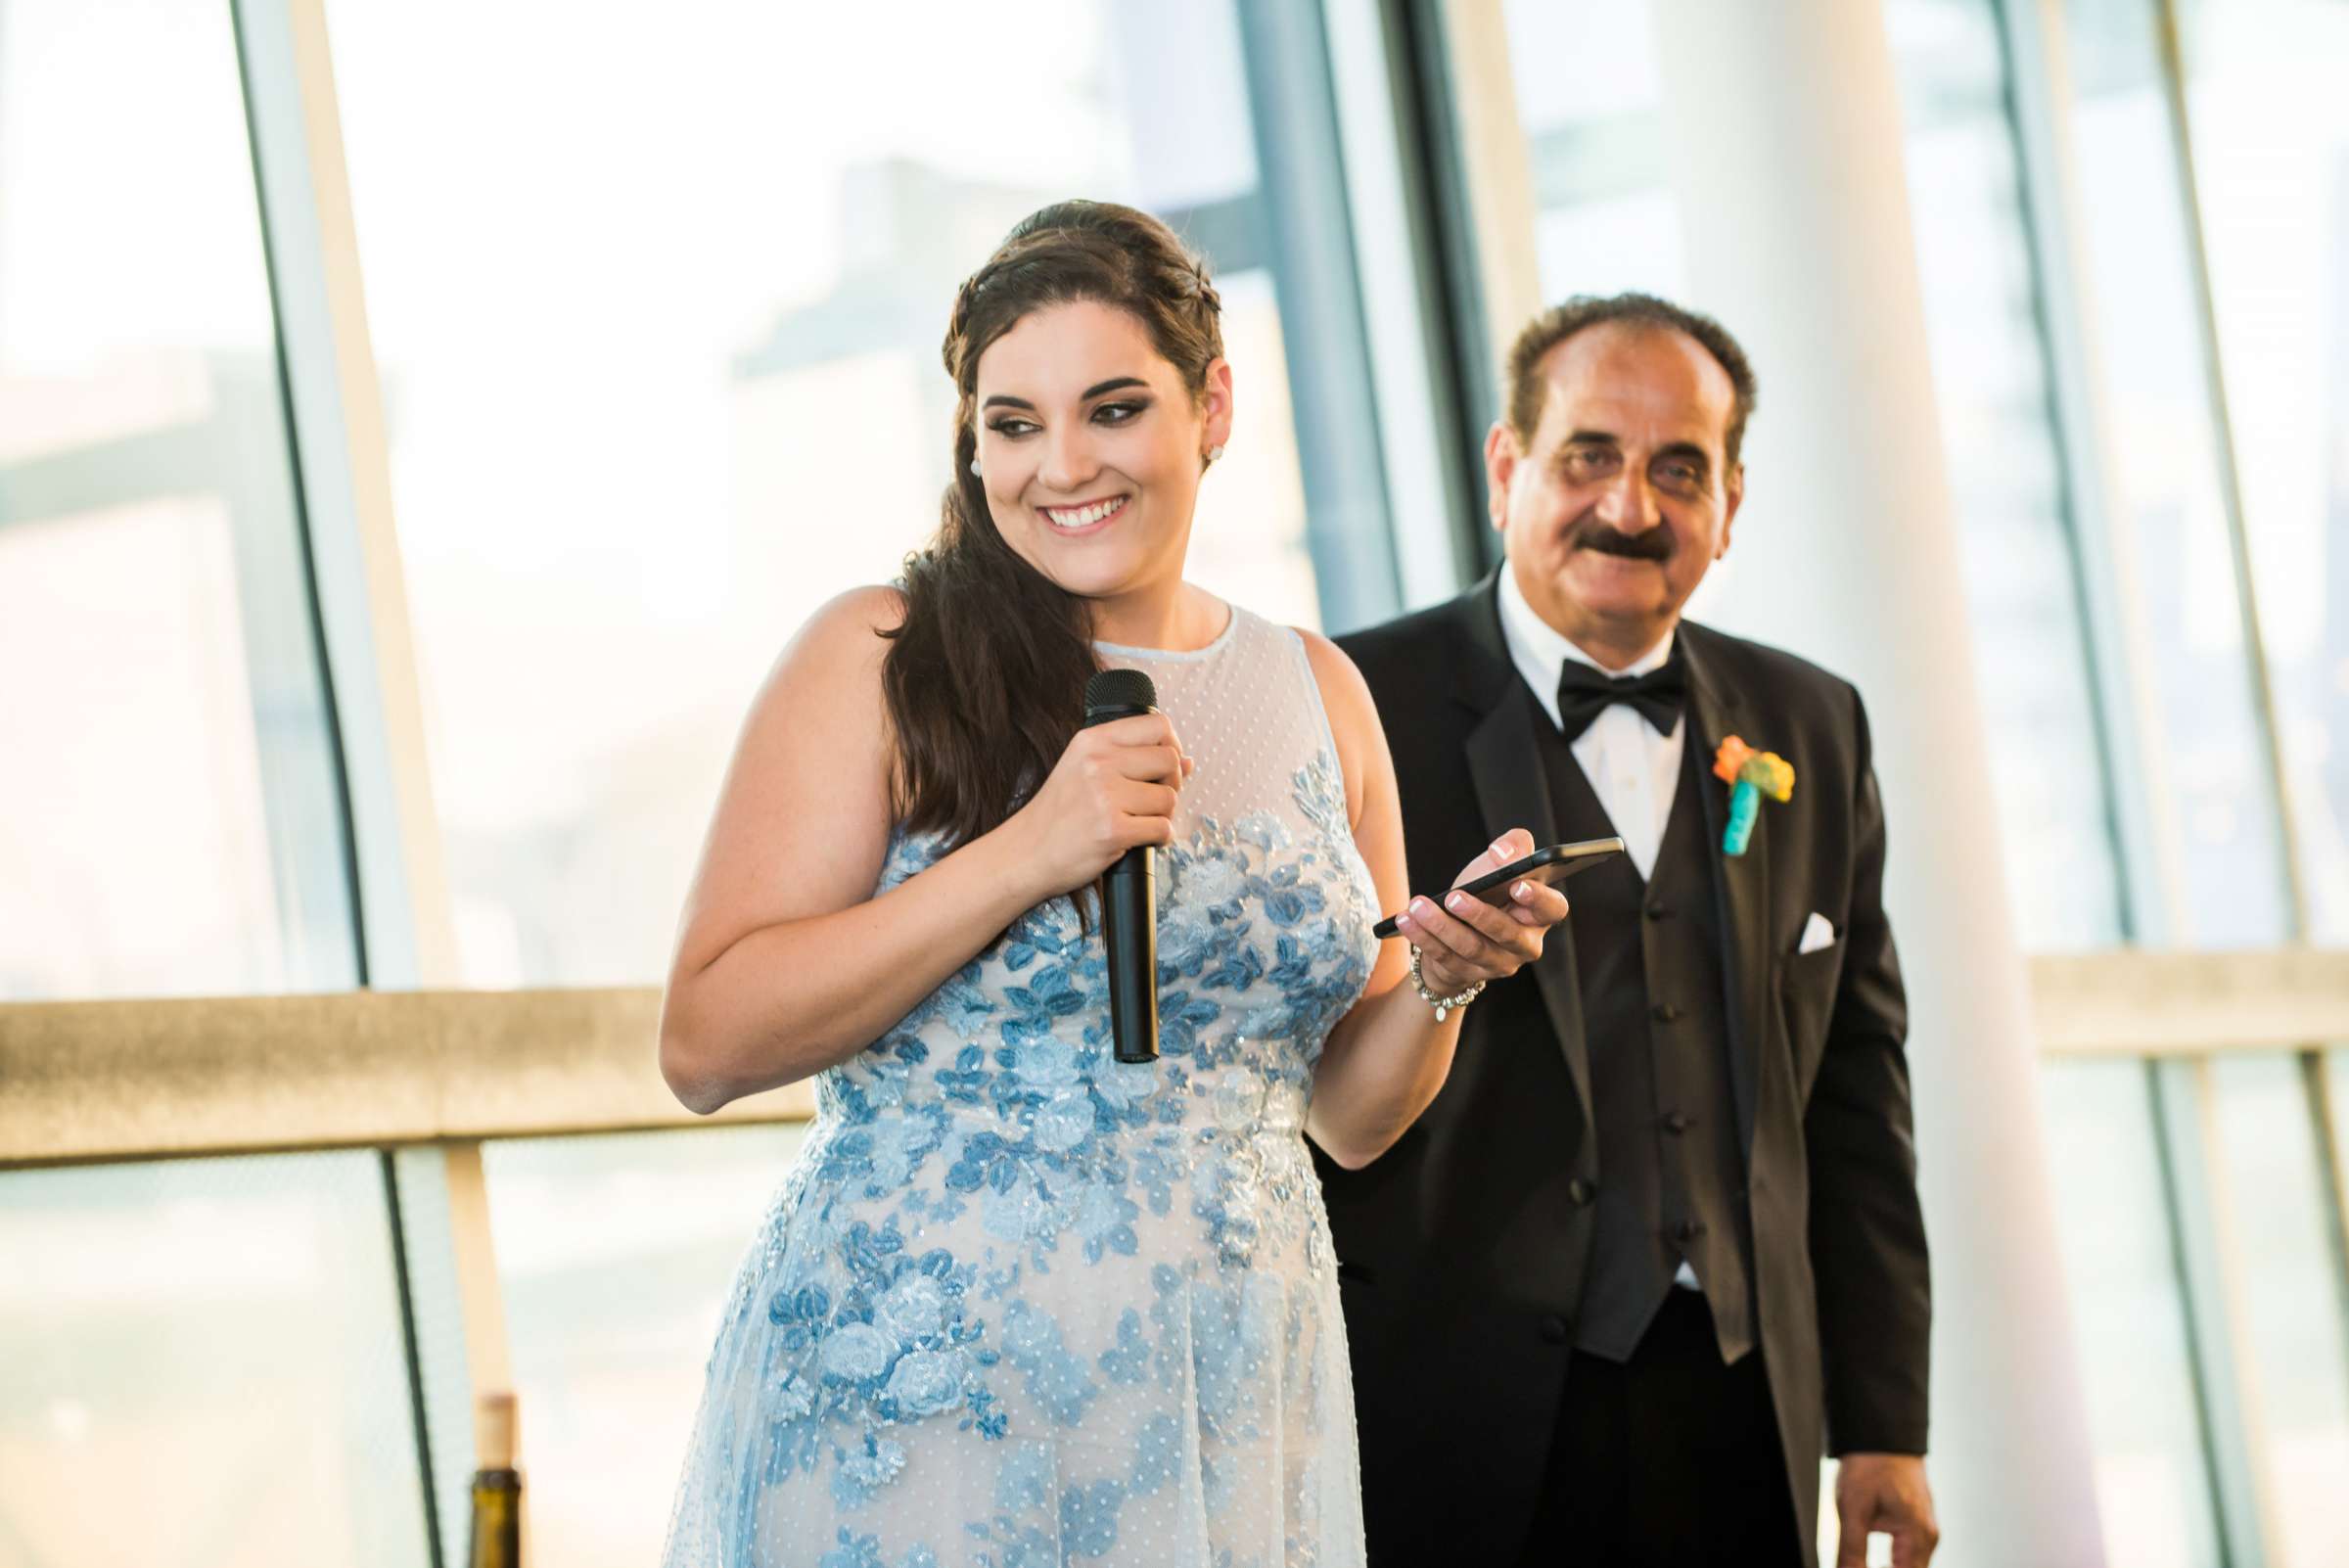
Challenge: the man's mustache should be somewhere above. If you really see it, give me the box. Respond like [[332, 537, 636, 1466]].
[[1570, 521, 1674, 562]]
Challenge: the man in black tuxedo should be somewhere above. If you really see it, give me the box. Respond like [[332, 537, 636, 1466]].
[[1317, 295, 1938, 1567]]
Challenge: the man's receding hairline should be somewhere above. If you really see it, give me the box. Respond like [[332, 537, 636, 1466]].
[[1520, 320, 1743, 451]]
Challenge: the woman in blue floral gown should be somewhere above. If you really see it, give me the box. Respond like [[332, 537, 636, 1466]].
[[656, 202, 1567, 1568]]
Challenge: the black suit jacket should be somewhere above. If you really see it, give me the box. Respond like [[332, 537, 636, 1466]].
[[1317, 574, 1930, 1565]]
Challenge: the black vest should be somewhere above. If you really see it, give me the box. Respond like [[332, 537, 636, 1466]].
[[1537, 707, 1756, 1363]]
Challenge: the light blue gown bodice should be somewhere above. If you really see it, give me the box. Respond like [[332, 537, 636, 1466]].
[[664, 605, 1379, 1568]]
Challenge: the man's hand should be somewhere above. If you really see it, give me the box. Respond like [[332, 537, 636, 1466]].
[[1834, 1453, 1939, 1567]]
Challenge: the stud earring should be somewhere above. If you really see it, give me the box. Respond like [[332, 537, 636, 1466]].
[[1205, 443, 1224, 464], [969, 456, 983, 478]]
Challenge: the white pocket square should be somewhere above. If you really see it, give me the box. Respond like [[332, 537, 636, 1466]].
[[1798, 912, 1837, 954]]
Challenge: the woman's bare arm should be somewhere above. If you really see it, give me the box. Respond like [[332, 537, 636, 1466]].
[[1297, 631, 1562, 1168], [658, 586, 1189, 1113], [657, 588, 1049, 1112]]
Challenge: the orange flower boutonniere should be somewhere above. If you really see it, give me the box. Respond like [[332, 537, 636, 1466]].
[[1713, 736, 1795, 856]]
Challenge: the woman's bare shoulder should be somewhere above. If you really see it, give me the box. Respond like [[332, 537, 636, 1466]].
[[1291, 625, 1387, 825], [754, 585, 905, 701], [797, 584, 906, 655], [1291, 626, 1378, 731], [679, 586, 907, 955]]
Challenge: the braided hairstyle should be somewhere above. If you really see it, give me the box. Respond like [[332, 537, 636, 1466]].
[[883, 200, 1224, 854]]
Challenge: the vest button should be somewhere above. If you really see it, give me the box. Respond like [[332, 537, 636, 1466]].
[[1661, 1110, 1692, 1134], [1650, 1002, 1682, 1024], [1671, 1220, 1704, 1243], [1644, 901, 1673, 920], [1539, 1314, 1572, 1345], [1567, 1177, 1596, 1206]]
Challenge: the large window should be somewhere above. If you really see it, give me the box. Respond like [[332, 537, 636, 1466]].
[[0, 15, 413, 1561], [2035, 1056, 2227, 1566], [309, 6, 1405, 1563], [2059, 0, 2294, 947], [479, 1126, 809, 1568], [0, 1153, 431, 1567], [1502, 0, 1684, 303], [0, 0, 360, 1000], [1486, 1, 2349, 1561], [1503, 0, 2126, 951], [324, 0, 1388, 991], [1888, 0, 2129, 952], [12, 3, 2349, 1565], [1880, 6, 2228, 1555], [2177, 0, 2349, 943]]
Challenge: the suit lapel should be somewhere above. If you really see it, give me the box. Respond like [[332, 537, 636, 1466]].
[[1681, 626, 1769, 1163], [1456, 576, 1592, 1126]]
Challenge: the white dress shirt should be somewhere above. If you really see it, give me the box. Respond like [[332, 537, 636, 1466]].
[[1495, 567, 1683, 879], [1496, 569, 1703, 1290]]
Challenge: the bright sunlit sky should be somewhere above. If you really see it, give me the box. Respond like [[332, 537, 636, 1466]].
[[2, 0, 2342, 976]]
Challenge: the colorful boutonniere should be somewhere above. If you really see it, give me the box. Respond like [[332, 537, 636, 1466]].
[[1713, 736, 1795, 857]]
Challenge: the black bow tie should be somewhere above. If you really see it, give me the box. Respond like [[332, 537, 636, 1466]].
[[1554, 653, 1687, 742]]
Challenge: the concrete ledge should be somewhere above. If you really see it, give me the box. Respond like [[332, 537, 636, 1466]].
[[2028, 949, 2349, 1056], [0, 988, 811, 1167], [6, 951, 2343, 1166]]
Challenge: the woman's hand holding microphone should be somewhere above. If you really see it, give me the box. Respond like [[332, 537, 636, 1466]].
[[1005, 713, 1193, 901]]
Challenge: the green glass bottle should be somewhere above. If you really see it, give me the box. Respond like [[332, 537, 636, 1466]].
[[468, 1392, 522, 1568]]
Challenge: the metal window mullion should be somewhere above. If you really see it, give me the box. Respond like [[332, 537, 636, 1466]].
[[2301, 1049, 2349, 1360], [1319, 0, 1483, 608], [378, 1148, 446, 1562], [1231, 0, 1405, 633], [1996, 0, 2178, 936], [2148, 1056, 2281, 1565], [229, 0, 458, 992], [1397, 0, 1540, 577], [232, 3, 484, 1564]]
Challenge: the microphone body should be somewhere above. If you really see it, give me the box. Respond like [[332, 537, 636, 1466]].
[[1082, 669, 1161, 1064]]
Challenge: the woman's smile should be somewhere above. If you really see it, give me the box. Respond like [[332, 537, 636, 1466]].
[[1036, 494, 1130, 534]]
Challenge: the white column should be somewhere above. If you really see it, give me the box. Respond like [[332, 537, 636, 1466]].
[[1646, 3, 2105, 1563]]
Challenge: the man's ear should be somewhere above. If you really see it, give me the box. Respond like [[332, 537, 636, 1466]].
[[1483, 421, 1521, 533], [1718, 463, 1745, 557]]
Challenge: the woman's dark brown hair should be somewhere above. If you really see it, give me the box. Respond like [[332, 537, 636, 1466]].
[[882, 200, 1224, 853]]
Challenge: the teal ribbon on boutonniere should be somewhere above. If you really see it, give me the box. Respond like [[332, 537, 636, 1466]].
[[1712, 736, 1795, 857]]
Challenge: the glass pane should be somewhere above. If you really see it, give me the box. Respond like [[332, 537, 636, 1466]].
[[482, 1124, 810, 1568], [0, 0, 359, 998], [1503, 0, 1686, 301], [325, 0, 1333, 987], [2175, 0, 2349, 944], [1500, 0, 2132, 952], [2207, 1053, 2349, 1568], [2039, 1058, 2227, 1568], [1887, 0, 2128, 950], [2060, 0, 2293, 945], [0, 1153, 430, 1567]]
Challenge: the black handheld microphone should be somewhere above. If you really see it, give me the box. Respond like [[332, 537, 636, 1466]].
[[1082, 669, 1161, 1064]]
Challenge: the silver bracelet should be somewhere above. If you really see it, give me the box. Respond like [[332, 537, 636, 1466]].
[[1407, 945, 1485, 1023]]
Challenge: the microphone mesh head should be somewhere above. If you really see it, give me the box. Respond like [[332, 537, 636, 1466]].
[[1084, 668, 1157, 715]]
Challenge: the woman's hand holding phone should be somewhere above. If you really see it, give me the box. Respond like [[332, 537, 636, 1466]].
[[1389, 827, 1574, 997]]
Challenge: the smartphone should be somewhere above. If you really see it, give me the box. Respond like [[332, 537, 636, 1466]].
[[1371, 836, 1626, 941]]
